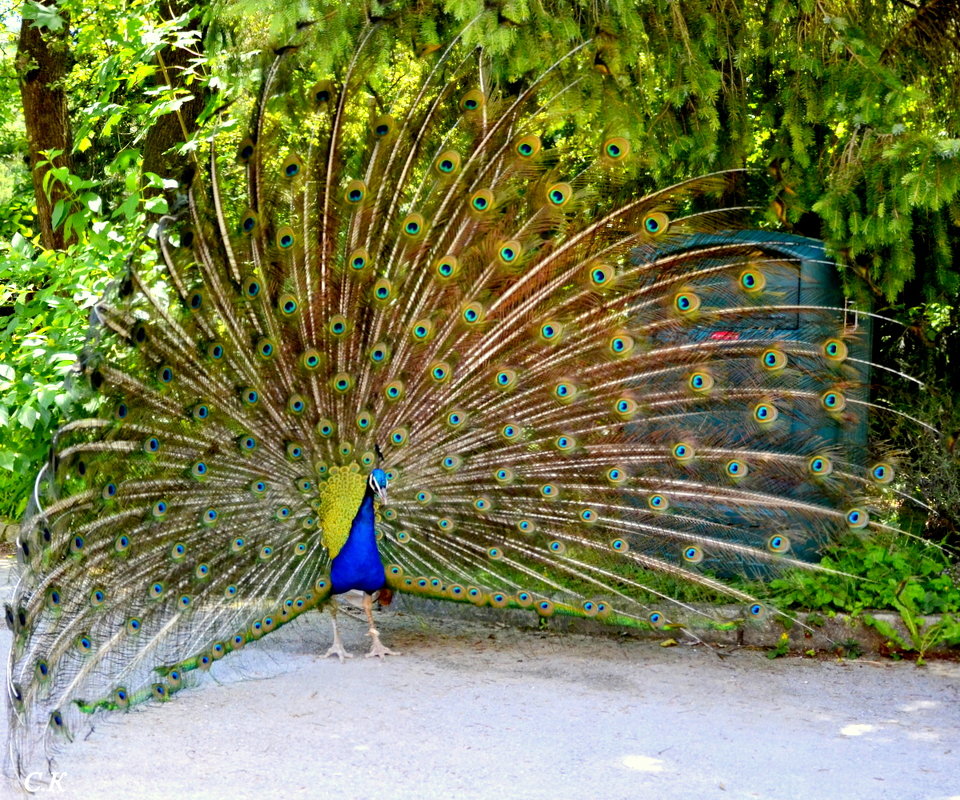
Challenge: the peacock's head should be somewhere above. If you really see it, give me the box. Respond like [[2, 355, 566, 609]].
[[368, 468, 388, 503]]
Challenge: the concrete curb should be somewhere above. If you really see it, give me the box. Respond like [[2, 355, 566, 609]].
[[391, 594, 958, 657]]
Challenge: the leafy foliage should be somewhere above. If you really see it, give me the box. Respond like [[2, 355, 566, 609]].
[[1, 1, 958, 617]]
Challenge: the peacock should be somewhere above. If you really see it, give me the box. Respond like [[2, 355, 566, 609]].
[[4, 17, 915, 786]]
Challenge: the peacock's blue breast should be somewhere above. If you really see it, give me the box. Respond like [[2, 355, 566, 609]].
[[329, 492, 386, 594]]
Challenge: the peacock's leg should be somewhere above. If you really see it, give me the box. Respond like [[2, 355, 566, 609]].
[[323, 603, 354, 662], [363, 592, 400, 659]]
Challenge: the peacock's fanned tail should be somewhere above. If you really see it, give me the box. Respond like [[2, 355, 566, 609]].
[[6, 24, 901, 780]]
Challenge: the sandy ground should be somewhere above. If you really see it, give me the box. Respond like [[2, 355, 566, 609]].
[[1, 557, 958, 800]]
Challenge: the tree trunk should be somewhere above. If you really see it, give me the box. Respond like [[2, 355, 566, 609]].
[[141, 1, 208, 185], [17, 8, 74, 251]]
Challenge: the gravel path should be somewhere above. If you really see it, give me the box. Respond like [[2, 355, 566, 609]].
[[1, 557, 958, 800]]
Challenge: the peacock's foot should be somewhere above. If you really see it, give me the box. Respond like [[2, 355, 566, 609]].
[[365, 628, 401, 659], [323, 639, 354, 663]]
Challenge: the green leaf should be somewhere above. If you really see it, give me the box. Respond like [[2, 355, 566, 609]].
[[22, 1, 66, 32]]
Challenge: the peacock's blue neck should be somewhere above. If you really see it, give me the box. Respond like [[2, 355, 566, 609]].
[[329, 489, 386, 594]]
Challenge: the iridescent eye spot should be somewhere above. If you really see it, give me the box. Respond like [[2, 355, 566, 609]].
[[688, 371, 713, 392], [439, 159, 454, 172], [846, 508, 869, 529], [649, 612, 664, 627], [285, 161, 300, 178], [580, 509, 596, 523], [682, 545, 703, 563], [550, 189, 565, 204], [209, 344, 224, 359], [188, 292, 202, 310], [375, 123, 389, 136], [349, 188, 363, 202], [501, 424, 518, 439], [518, 142, 533, 155], [405, 220, 420, 235], [241, 214, 257, 233], [149, 582, 164, 599], [823, 338, 848, 361], [431, 364, 448, 381], [870, 462, 894, 484], [591, 267, 609, 286], [487, 547, 502, 560], [258, 339, 274, 358], [279, 232, 294, 248], [500, 245, 516, 261], [416, 491, 431, 503], [611, 538, 628, 552], [144, 437, 160, 453], [749, 603, 765, 617], [615, 398, 637, 417], [674, 293, 697, 313], [808, 455, 832, 475], [725, 460, 748, 478], [821, 390, 846, 411], [606, 467, 626, 483], [541, 324, 557, 339], [203, 509, 218, 524], [762, 349, 786, 370], [240, 436, 257, 451], [648, 494, 668, 510], [739, 270, 765, 292], [753, 403, 778, 423], [645, 216, 660, 233], [767, 535, 790, 553], [540, 484, 557, 498], [517, 519, 532, 532]]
